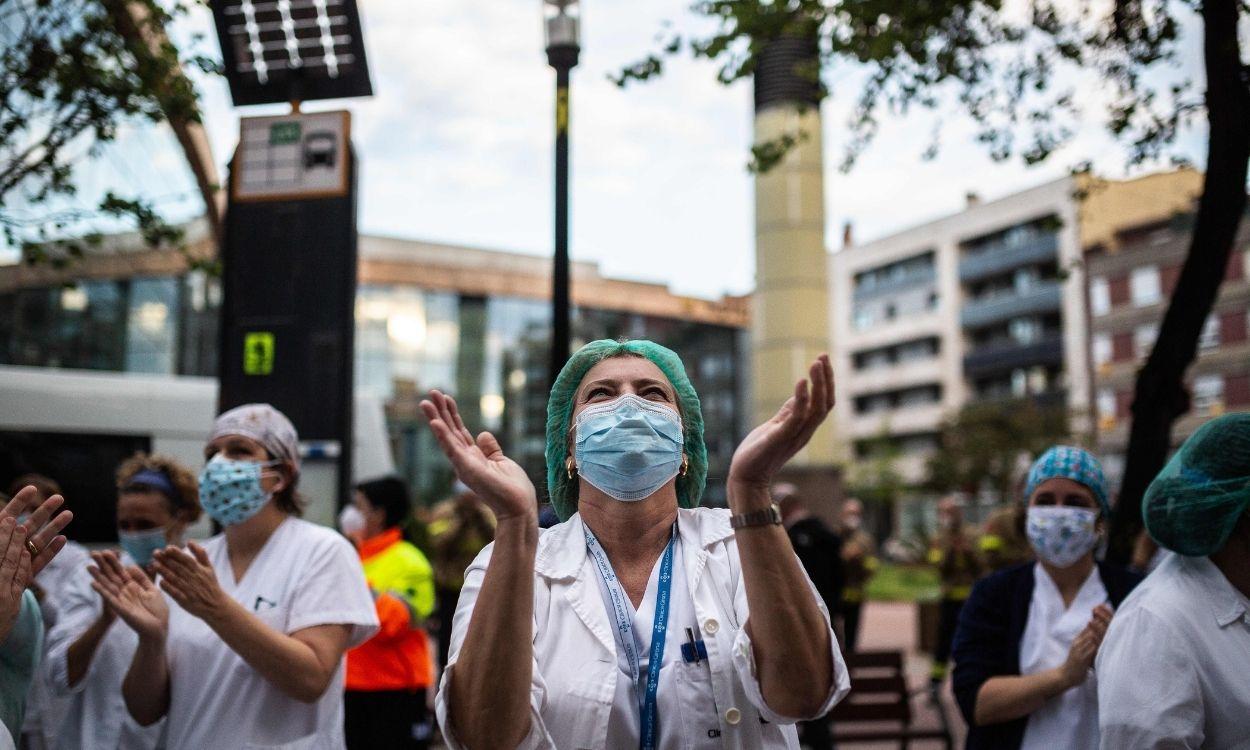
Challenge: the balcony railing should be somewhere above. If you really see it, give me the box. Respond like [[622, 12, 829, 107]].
[[963, 334, 1064, 378], [959, 233, 1059, 283], [852, 266, 937, 302], [960, 281, 1062, 330]]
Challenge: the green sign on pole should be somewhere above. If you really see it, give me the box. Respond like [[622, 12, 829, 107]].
[[243, 332, 275, 375], [269, 121, 302, 145]]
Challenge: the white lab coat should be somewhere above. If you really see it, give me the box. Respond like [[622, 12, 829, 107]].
[[42, 556, 165, 750], [435, 507, 851, 750], [1097, 554, 1250, 749]]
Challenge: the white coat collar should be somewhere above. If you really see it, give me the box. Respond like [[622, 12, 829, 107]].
[[534, 506, 735, 581], [1179, 555, 1250, 628]]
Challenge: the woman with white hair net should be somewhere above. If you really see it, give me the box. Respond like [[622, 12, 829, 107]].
[[426, 339, 849, 749], [88, 404, 379, 750], [1096, 413, 1250, 749]]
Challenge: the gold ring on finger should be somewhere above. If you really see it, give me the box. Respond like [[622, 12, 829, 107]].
[[25, 539, 39, 557]]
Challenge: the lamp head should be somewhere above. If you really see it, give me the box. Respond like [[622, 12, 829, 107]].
[[544, 0, 580, 52]]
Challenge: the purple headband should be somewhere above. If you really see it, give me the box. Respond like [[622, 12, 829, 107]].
[[125, 469, 176, 499]]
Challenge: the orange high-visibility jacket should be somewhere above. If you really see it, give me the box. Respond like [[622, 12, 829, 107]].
[[346, 528, 436, 691]]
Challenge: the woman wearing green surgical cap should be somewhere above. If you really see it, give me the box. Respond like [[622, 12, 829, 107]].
[[1096, 413, 1250, 749], [422, 339, 850, 750]]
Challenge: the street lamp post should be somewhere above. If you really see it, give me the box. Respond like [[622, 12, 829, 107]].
[[544, 0, 579, 387]]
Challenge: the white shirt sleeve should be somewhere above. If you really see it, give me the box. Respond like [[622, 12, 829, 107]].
[[434, 543, 557, 750], [1097, 605, 1205, 750], [41, 566, 103, 697], [285, 529, 379, 647], [727, 545, 851, 724]]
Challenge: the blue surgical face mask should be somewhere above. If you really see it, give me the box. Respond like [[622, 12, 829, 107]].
[[198, 454, 277, 526], [118, 527, 169, 567], [574, 394, 684, 502]]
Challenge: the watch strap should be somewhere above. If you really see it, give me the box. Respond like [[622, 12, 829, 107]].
[[730, 503, 783, 529]]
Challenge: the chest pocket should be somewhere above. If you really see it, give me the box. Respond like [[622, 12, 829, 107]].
[[676, 659, 722, 750], [247, 592, 289, 633]]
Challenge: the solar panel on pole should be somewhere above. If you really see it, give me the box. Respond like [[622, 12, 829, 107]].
[[210, 0, 373, 106]]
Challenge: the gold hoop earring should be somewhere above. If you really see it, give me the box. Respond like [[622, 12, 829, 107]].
[[680, 455, 689, 477], [566, 458, 577, 480]]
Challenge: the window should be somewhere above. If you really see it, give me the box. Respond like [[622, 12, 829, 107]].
[[1090, 277, 1110, 317], [897, 385, 941, 408], [1097, 388, 1116, 426], [1011, 369, 1028, 397], [1219, 310, 1248, 344], [853, 306, 874, 331], [897, 338, 939, 363], [124, 278, 180, 375], [1134, 324, 1158, 358], [1199, 315, 1220, 351], [1130, 267, 1162, 307], [1014, 267, 1041, 294], [1227, 374, 1250, 407], [1109, 275, 1131, 307], [1161, 265, 1182, 296], [1112, 332, 1134, 362], [1010, 317, 1042, 345], [1227, 252, 1246, 282], [1192, 374, 1224, 413], [1092, 333, 1112, 368], [1116, 390, 1134, 419]]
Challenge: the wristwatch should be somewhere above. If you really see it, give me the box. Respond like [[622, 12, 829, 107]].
[[730, 503, 783, 529]]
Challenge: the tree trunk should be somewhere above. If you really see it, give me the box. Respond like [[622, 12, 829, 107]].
[[1108, 0, 1250, 563]]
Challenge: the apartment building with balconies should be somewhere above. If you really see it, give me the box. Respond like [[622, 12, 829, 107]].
[[1086, 212, 1250, 485], [831, 169, 1204, 490]]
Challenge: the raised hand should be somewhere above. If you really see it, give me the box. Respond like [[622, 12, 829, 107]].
[[420, 390, 537, 522], [4, 485, 73, 576], [1060, 603, 1114, 688], [0, 517, 33, 642], [729, 354, 835, 491], [152, 542, 229, 621], [89, 550, 168, 642]]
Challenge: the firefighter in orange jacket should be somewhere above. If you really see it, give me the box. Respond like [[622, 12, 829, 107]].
[[339, 477, 436, 750]]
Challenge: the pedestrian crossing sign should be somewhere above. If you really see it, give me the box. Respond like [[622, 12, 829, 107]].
[[243, 332, 275, 375]]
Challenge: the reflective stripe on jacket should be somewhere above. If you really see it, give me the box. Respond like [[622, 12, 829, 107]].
[[346, 528, 436, 691]]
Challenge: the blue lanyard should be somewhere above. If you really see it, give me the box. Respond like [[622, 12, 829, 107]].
[[585, 522, 677, 750]]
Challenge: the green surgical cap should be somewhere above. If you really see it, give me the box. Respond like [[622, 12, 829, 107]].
[[1143, 413, 1250, 557], [545, 339, 707, 522]]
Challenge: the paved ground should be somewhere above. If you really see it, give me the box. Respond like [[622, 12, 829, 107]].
[[837, 600, 966, 749]]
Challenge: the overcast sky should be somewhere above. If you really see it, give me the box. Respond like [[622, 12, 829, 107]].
[[6, 0, 1207, 300]]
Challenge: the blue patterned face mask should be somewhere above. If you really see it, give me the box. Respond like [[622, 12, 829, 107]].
[[574, 394, 684, 502], [1026, 506, 1099, 568], [198, 455, 277, 526], [118, 527, 168, 567]]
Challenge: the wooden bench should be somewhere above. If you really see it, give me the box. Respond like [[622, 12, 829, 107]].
[[828, 650, 953, 749]]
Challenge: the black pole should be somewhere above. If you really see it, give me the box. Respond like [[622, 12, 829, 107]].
[[547, 45, 578, 387]]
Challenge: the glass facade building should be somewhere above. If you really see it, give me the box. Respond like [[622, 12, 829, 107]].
[[1, 240, 747, 508]]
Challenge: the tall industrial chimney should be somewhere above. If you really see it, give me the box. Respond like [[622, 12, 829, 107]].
[[751, 30, 835, 467]]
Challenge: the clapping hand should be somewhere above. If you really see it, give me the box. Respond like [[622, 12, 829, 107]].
[[421, 390, 537, 522], [151, 543, 229, 621], [89, 550, 168, 642], [1060, 604, 1114, 688], [3, 485, 73, 576], [728, 355, 835, 493], [0, 518, 34, 641]]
